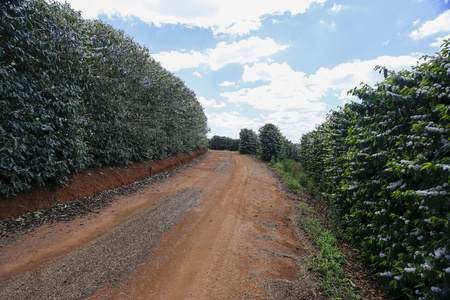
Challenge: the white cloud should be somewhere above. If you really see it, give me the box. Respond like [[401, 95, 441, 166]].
[[152, 36, 288, 71], [152, 50, 205, 72], [308, 55, 420, 99], [193, 71, 202, 77], [58, 0, 327, 35], [206, 112, 262, 138], [430, 34, 450, 47], [217, 19, 262, 36], [413, 18, 421, 26], [410, 10, 450, 40], [223, 62, 326, 112], [198, 96, 226, 108], [331, 3, 343, 12], [219, 81, 236, 87], [218, 55, 421, 141], [226, 88, 322, 111], [242, 61, 297, 82], [222, 54, 421, 113], [206, 37, 288, 70], [260, 111, 326, 141]]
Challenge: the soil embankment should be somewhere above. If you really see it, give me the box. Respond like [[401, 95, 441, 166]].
[[0, 150, 207, 219]]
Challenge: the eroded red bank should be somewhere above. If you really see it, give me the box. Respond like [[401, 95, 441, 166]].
[[0, 150, 207, 219]]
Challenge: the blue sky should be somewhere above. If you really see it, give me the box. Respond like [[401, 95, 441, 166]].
[[58, 0, 450, 142]]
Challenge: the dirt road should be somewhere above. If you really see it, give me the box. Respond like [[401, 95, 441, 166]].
[[0, 150, 317, 299]]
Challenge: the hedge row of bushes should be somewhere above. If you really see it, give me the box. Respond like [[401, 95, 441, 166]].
[[209, 135, 240, 151], [256, 124, 300, 161], [238, 128, 259, 155], [209, 125, 299, 162], [299, 41, 450, 299], [0, 0, 208, 198], [237, 124, 299, 161]]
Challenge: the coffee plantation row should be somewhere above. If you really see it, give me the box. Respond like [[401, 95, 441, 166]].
[[299, 41, 449, 299], [1, 0, 208, 198], [209, 136, 240, 152]]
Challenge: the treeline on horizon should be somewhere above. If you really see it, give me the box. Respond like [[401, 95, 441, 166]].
[[0, 0, 209, 198], [209, 123, 299, 162]]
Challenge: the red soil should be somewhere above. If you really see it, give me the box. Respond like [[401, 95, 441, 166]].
[[0, 150, 207, 220]]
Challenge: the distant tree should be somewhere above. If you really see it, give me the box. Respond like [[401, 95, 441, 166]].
[[258, 123, 282, 161], [280, 137, 300, 161], [239, 128, 259, 155], [209, 135, 239, 151]]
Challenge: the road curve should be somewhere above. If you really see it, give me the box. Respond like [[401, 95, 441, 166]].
[[0, 150, 316, 299]]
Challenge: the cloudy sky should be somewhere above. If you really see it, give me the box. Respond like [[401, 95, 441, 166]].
[[57, 0, 450, 142]]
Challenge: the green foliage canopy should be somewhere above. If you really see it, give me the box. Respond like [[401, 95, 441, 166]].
[[280, 137, 300, 161], [299, 40, 450, 299], [259, 123, 283, 161], [238, 128, 259, 155], [209, 135, 239, 151], [0, 0, 208, 198]]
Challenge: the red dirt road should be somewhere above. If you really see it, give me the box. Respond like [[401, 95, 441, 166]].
[[0, 150, 316, 299]]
